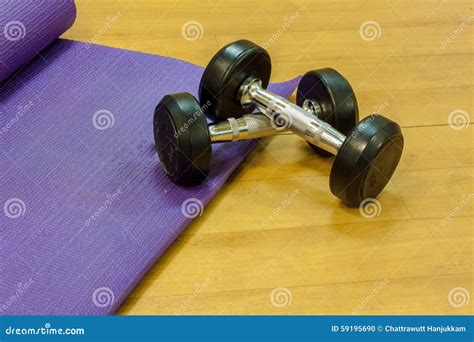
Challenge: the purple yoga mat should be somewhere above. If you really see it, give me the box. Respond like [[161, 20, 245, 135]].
[[0, 2, 298, 314], [0, 0, 76, 83]]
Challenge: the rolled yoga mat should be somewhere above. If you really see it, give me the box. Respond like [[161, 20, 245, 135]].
[[0, 1, 298, 314]]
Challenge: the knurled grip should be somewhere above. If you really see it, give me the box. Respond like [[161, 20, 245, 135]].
[[238, 113, 283, 139], [209, 113, 285, 142]]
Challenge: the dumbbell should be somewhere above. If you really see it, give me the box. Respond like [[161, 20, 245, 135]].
[[153, 93, 288, 186], [199, 40, 404, 206]]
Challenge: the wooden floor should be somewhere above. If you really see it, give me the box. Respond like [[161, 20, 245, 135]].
[[66, 0, 473, 315]]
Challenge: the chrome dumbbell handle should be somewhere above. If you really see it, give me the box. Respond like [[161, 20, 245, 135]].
[[239, 78, 346, 155], [209, 113, 285, 142]]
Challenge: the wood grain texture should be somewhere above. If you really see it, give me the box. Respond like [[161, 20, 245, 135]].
[[65, 0, 473, 315]]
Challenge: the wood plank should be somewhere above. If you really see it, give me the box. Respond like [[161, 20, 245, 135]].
[[118, 217, 472, 314]]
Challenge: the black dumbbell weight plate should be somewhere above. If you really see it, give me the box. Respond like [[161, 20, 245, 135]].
[[153, 93, 212, 185], [296, 68, 359, 156], [199, 39, 271, 121], [329, 115, 404, 207]]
